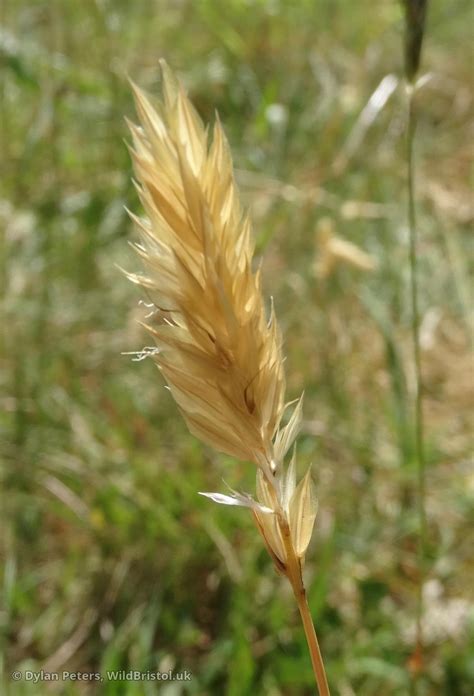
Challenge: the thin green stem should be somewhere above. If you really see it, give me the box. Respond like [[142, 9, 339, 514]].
[[407, 83, 427, 678]]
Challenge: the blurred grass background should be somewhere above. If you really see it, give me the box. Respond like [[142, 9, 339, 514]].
[[1, 1, 473, 694]]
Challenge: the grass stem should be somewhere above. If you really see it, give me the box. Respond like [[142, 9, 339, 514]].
[[295, 587, 330, 696], [280, 518, 330, 696], [406, 83, 427, 682]]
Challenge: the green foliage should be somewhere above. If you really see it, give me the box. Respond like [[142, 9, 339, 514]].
[[1, 1, 472, 694]]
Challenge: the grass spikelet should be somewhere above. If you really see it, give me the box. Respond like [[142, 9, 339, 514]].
[[126, 60, 285, 474], [125, 61, 330, 695]]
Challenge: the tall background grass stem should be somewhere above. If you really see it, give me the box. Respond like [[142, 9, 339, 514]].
[[407, 83, 427, 686]]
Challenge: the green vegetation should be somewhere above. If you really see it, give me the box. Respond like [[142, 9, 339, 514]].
[[1, 1, 472, 694]]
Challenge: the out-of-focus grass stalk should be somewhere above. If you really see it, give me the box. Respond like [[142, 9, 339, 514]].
[[402, 0, 428, 688], [407, 79, 426, 680]]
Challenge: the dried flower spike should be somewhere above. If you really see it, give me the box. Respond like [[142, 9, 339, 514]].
[[125, 61, 329, 695]]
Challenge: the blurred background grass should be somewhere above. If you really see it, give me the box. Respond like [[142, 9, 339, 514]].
[[1, 1, 473, 694]]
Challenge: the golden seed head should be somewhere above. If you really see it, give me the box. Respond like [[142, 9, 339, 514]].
[[126, 63, 318, 569], [126, 61, 285, 468]]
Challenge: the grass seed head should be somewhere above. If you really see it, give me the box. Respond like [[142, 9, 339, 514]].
[[126, 61, 318, 569], [126, 60, 286, 470]]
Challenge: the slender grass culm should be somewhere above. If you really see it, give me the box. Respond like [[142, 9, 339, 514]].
[[402, 0, 428, 690], [124, 61, 330, 695]]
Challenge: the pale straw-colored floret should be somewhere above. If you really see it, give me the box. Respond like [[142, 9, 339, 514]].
[[125, 60, 317, 570]]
